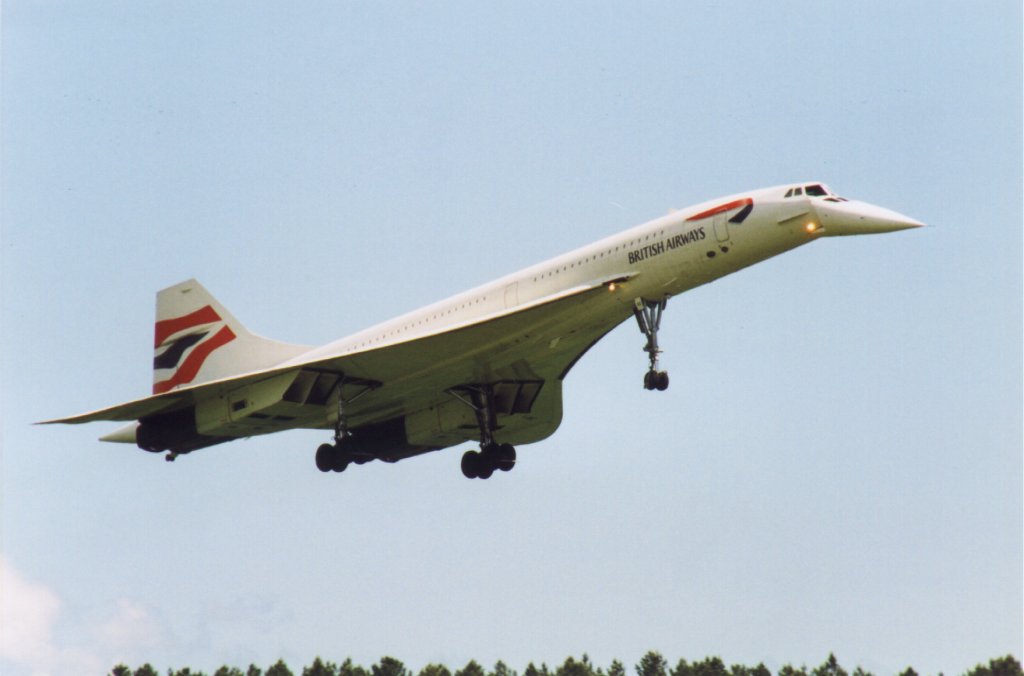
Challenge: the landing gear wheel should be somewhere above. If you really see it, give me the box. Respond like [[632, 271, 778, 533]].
[[331, 449, 350, 473], [316, 443, 351, 473], [481, 443, 500, 465], [477, 443, 504, 479], [497, 443, 516, 472], [656, 370, 669, 391], [461, 450, 481, 479], [644, 370, 669, 391], [316, 443, 335, 472]]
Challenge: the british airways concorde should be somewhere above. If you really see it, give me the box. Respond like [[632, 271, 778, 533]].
[[43, 183, 923, 479]]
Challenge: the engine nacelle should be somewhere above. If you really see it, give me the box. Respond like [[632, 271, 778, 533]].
[[347, 417, 438, 462], [137, 407, 228, 454]]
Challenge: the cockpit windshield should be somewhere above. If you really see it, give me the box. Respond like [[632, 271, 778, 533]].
[[784, 183, 841, 199]]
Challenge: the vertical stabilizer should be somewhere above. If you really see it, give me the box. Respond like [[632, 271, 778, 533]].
[[152, 279, 310, 394]]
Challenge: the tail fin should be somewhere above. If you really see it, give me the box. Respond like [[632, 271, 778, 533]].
[[152, 279, 310, 394]]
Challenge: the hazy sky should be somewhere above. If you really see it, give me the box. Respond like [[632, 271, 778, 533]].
[[2, 2, 1021, 675]]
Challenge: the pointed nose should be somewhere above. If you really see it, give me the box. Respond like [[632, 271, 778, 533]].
[[818, 200, 925, 236]]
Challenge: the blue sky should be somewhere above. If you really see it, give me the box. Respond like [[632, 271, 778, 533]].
[[2, 2, 1021, 675]]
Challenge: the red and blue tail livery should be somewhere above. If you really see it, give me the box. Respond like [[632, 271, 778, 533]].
[[148, 279, 309, 396], [152, 305, 237, 394]]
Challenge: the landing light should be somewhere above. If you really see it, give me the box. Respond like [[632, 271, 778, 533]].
[[805, 222, 818, 233], [608, 282, 617, 292]]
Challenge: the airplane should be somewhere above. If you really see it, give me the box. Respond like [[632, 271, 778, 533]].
[[41, 182, 924, 479]]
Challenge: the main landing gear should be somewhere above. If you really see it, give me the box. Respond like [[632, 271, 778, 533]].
[[315, 376, 378, 474], [448, 384, 517, 480], [461, 443, 516, 480], [315, 438, 374, 473], [634, 297, 670, 391]]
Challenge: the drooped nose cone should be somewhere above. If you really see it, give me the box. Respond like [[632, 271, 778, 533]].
[[817, 199, 925, 236]]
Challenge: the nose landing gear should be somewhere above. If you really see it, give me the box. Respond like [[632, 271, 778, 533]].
[[643, 369, 670, 391], [634, 297, 669, 391]]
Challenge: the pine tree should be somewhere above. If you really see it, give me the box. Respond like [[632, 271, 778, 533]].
[[339, 658, 369, 676], [813, 655, 847, 676], [692, 657, 727, 676], [670, 660, 692, 676], [373, 657, 410, 676], [557, 656, 595, 676], [965, 656, 1024, 676], [420, 664, 453, 676], [305, 658, 340, 676], [636, 652, 668, 676], [266, 660, 295, 676], [455, 660, 487, 676], [214, 668, 245, 676]]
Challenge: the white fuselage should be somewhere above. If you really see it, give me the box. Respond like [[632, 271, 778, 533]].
[[291, 184, 832, 365]]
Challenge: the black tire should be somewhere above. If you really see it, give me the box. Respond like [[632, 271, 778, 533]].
[[497, 443, 516, 472], [315, 444, 335, 473], [477, 464, 494, 480], [644, 370, 656, 390], [656, 371, 669, 391], [461, 450, 480, 479], [331, 452, 349, 473], [481, 442, 500, 468]]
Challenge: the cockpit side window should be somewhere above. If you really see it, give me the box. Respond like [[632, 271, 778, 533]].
[[805, 184, 827, 196], [794, 186, 803, 196], [784, 188, 793, 197]]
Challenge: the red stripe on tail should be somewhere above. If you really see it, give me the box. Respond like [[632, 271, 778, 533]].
[[152, 326, 237, 394], [154, 305, 221, 348]]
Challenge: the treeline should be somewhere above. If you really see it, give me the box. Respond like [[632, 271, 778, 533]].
[[111, 652, 1022, 676]]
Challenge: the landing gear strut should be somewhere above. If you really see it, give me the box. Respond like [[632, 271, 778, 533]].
[[447, 384, 517, 480], [634, 297, 669, 391]]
